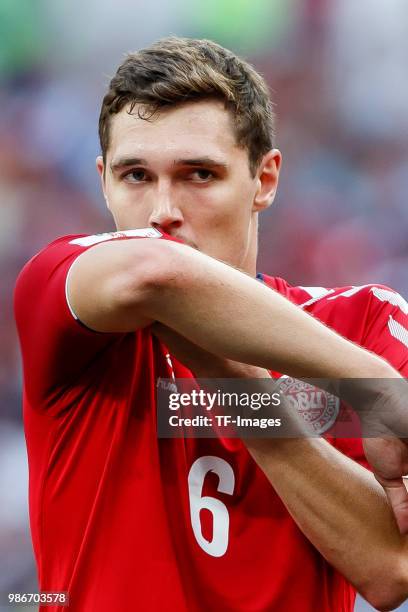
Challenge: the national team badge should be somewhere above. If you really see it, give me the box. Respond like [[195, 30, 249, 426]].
[[278, 377, 339, 434]]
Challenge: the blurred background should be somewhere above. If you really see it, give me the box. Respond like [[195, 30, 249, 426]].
[[1, 0, 407, 610]]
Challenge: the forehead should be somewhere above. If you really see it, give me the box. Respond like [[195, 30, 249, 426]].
[[107, 99, 242, 162]]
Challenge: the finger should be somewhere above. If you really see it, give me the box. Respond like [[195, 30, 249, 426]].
[[381, 480, 408, 534]]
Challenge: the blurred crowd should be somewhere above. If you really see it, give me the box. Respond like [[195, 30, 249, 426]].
[[1, 0, 407, 609]]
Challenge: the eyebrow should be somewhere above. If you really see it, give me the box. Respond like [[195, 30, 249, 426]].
[[176, 157, 228, 169], [110, 158, 147, 172], [110, 156, 228, 173]]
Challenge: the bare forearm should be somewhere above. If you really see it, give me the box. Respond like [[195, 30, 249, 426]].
[[75, 239, 397, 380], [142, 242, 395, 379], [246, 436, 408, 610]]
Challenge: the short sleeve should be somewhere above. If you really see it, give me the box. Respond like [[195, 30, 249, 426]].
[[361, 285, 408, 374], [14, 229, 165, 409]]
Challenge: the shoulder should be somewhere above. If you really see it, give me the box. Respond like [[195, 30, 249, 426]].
[[16, 234, 91, 286], [15, 228, 169, 296], [261, 274, 406, 314], [18, 228, 164, 276], [261, 274, 408, 348], [298, 283, 407, 323]]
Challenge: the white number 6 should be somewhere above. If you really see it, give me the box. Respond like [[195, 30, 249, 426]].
[[188, 456, 235, 557]]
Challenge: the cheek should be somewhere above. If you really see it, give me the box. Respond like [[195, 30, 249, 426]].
[[194, 197, 251, 246], [189, 183, 246, 222], [206, 208, 251, 256], [106, 188, 151, 226], [107, 181, 135, 204], [107, 180, 149, 209]]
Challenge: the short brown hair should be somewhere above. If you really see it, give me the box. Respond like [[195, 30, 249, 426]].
[[98, 37, 275, 175]]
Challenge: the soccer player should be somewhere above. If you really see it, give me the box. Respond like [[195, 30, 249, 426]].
[[14, 37, 408, 611]]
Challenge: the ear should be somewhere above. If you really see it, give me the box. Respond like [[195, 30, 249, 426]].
[[96, 156, 110, 210], [253, 149, 282, 211]]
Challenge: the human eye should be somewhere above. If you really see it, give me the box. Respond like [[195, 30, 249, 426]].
[[123, 169, 148, 183], [189, 168, 216, 182]]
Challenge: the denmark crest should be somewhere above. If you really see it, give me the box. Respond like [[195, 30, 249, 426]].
[[278, 377, 339, 434]]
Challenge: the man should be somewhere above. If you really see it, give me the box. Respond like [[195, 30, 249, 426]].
[[14, 37, 408, 611]]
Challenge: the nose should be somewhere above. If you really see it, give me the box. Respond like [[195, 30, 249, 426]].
[[148, 191, 184, 234]]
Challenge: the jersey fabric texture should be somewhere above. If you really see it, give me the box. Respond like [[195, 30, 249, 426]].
[[14, 231, 408, 612]]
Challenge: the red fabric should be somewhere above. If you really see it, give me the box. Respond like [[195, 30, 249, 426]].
[[14, 236, 408, 611], [262, 275, 408, 466]]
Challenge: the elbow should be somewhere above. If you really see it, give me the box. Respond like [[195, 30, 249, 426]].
[[364, 594, 407, 612], [365, 598, 404, 612], [121, 238, 193, 311], [359, 558, 408, 612], [137, 238, 192, 291]]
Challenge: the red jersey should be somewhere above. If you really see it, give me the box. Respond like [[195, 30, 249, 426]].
[[14, 231, 408, 612]]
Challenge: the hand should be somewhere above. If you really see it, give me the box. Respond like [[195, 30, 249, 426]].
[[343, 378, 408, 534], [363, 437, 408, 534]]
